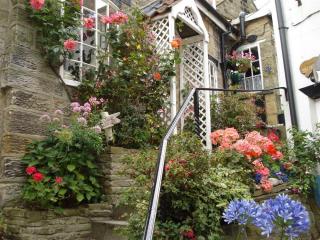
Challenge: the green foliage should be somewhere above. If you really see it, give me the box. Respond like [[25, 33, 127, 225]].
[[120, 133, 251, 239], [211, 93, 259, 135], [79, 9, 179, 148], [25, 0, 81, 66], [285, 127, 320, 195], [21, 115, 104, 209]]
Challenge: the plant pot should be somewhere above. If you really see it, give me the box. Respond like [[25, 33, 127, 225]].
[[237, 63, 250, 73], [229, 72, 243, 85]]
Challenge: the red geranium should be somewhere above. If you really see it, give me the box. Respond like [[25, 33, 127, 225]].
[[55, 177, 63, 184], [26, 166, 37, 175], [182, 229, 196, 239], [33, 172, 44, 182]]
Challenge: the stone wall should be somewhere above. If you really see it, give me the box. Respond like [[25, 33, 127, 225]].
[[216, 0, 256, 20], [0, 0, 71, 206], [244, 16, 283, 125]]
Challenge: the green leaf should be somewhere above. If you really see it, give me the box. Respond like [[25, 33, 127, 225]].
[[67, 164, 76, 172], [76, 193, 84, 202], [58, 188, 67, 196]]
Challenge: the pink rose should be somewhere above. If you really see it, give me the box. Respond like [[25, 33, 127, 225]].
[[72, 106, 81, 112], [83, 18, 95, 29], [64, 39, 77, 52], [100, 16, 112, 24], [70, 102, 80, 108], [30, 0, 45, 10], [84, 102, 91, 108]]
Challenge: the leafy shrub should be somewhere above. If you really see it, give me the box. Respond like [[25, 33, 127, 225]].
[[78, 9, 180, 148], [211, 93, 260, 135], [120, 133, 251, 239], [285, 127, 320, 195], [22, 105, 105, 209]]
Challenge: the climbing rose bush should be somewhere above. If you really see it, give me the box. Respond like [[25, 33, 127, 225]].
[[211, 128, 285, 192], [22, 102, 105, 208]]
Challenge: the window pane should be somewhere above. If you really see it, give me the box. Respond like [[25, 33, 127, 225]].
[[253, 75, 262, 90], [97, 0, 108, 15], [84, 0, 95, 10], [252, 61, 261, 75], [64, 60, 81, 82], [70, 43, 81, 61], [83, 64, 96, 81], [98, 33, 107, 49], [83, 29, 96, 46], [245, 67, 252, 77], [251, 47, 259, 60], [82, 45, 96, 65], [245, 77, 253, 90]]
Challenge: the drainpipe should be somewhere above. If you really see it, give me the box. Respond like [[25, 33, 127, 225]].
[[220, 28, 232, 89], [275, 0, 299, 127]]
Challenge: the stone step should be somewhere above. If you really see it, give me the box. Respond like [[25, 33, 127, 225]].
[[91, 220, 128, 240]]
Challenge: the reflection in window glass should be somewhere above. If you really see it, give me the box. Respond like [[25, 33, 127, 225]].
[[238, 45, 263, 90], [63, 0, 118, 84]]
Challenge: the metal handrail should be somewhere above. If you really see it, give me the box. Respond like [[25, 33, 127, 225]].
[[142, 87, 288, 240]]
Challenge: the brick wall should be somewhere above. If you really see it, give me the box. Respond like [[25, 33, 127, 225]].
[[0, 0, 71, 206]]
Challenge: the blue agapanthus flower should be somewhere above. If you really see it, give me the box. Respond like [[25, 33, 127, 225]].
[[257, 194, 310, 238], [275, 172, 289, 182], [222, 199, 261, 225], [254, 173, 262, 184]]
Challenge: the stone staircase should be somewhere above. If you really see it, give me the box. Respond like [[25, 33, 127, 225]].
[[91, 147, 135, 240]]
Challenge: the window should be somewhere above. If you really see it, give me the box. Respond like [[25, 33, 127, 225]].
[[209, 58, 218, 89], [62, 0, 119, 86], [238, 44, 264, 90]]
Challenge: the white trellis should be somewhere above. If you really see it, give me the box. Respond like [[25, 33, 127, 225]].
[[150, 0, 212, 150]]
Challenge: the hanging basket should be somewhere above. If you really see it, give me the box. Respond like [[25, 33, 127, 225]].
[[237, 62, 250, 73], [229, 71, 243, 85]]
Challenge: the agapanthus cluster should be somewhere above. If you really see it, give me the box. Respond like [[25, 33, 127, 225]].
[[100, 12, 128, 25], [255, 194, 310, 238], [223, 194, 310, 239], [222, 199, 261, 225]]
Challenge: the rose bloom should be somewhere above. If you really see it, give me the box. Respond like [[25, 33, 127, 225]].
[[171, 38, 182, 49], [33, 172, 44, 182], [256, 167, 270, 177], [83, 18, 95, 29], [210, 129, 224, 145], [70, 102, 80, 108], [55, 177, 63, 184], [26, 166, 37, 175], [30, 0, 45, 10], [64, 39, 77, 52], [153, 72, 161, 80]]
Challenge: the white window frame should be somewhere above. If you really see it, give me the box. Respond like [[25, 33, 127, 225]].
[[237, 41, 264, 90], [208, 58, 218, 89], [61, 0, 119, 87]]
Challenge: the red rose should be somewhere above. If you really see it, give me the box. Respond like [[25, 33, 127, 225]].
[[55, 177, 63, 184], [26, 166, 37, 175], [153, 72, 161, 81], [32, 172, 44, 182], [165, 164, 170, 171]]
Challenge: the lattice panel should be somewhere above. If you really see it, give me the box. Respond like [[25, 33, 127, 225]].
[[182, 42, 208, 142], [184, 7, 197, 24], [151, 17, 170, 54]]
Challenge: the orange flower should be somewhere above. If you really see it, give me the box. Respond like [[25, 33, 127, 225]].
[[171, 38, 182, 49], [153, 72, 161, 80]]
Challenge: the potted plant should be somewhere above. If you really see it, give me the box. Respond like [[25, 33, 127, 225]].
[[226, 51, 255, 73]]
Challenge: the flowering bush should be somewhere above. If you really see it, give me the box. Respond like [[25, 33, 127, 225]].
[[120, 133, 251, 239], [226, 51, 256, 73], [78, 9, 180, 148], [211, 128, 285, 192], [210, 93, 261, 135], [21, 102, 105, 208], [25, 0, 82, 66], [223, 194, 310, 239]]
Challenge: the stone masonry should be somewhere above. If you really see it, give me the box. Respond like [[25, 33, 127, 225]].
[[0, 0, 71, 206], [216, 0, 257, 20]]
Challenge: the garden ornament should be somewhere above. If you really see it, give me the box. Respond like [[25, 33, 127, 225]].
[[100, 112, 121, 142]]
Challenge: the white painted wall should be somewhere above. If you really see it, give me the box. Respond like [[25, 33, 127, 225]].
[[271, 0, 320, 132]]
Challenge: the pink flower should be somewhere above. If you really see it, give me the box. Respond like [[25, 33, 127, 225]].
[[40, 114, 51, 122], [210, 129, 224, 145], [89, 96, 100, 106], [32, 172, 44, 182], [252, 159, 264, 170], [77, 117, 87, 125], [26, 166, 37, 175], [93, 126, 102, 133], [30, 0, 45, 10], [100, 98, 105, 103], [272, 151, 284, 160], [261, 179, 273, 192], [72, 106, 81, 113], [54, 109, 63, 116], [70, 102, 80, 108], [64, 39, 77, 52], [83, 112, 89, 118], [83, 18, 95, 29], [84, 102, 91, 108], [84, 106, 92, 113], [80, 106, 85, 112], [100, 16, 112, 24], [55, 177, 63, 184], [256, 167, 270, 177], [165, 164, 170, 171], [267, 130, 280, 142]]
